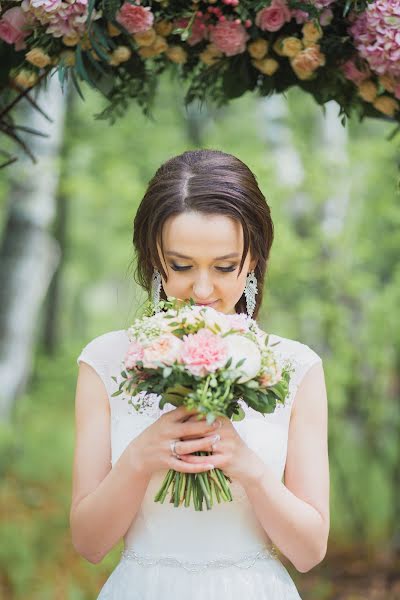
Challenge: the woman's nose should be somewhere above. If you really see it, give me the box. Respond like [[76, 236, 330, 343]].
[[193, 275, 214, 300]]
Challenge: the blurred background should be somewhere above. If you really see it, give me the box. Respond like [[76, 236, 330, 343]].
[[0, 74, 399, 599]]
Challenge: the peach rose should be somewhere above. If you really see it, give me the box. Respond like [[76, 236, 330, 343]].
[[142, 334, 183, 369], [373, 95, 399, 117], [357, 80, 378, 102]]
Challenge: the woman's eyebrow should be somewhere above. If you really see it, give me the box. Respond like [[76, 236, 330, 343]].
[[165, 251, 240, 260]]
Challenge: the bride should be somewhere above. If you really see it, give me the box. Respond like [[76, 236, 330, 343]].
[[70, 149, 330, 599]]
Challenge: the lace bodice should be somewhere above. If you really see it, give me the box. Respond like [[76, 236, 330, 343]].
[[76, 328, 322, 564]]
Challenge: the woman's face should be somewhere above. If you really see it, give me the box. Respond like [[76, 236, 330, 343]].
[[156, 212, 257, 315]]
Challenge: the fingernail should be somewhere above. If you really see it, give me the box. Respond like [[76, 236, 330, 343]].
[[207, 464, 215, 469], [212, 434, 220, 443]]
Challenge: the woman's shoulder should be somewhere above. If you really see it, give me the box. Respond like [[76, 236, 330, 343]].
[[266, 331, 323, 369], [77, 329, 129, 364]]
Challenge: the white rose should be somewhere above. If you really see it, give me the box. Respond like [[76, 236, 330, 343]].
[[224, 334, 262, 383]]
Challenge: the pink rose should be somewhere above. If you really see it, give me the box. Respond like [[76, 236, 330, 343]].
[[256, 0, 291, 32], [209, 19, 249, 56], [341, 59, 370, 84], [180, 328, 228, 377], [125, 340, 145, 370], [116, 2, 154, 34], [0, 7, 30, 50], [142, 334, 183, 369]]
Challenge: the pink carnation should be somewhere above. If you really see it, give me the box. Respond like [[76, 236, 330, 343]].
[[174, 16, 208, 46], [116, 2, 154, 34], [255, 0, 291, 32], [0, 7, 31, 50], [350, 0, 400, 80], [180, 328, 228, 377], [125, 340, 145, 370], [209, 19, 249, 56]]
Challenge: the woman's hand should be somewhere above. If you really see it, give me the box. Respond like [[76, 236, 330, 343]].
[[176, 414, 264, 484], [130, 406, 221, 477]]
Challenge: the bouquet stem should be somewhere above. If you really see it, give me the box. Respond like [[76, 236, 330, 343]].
[[154, 452, 232, 511]]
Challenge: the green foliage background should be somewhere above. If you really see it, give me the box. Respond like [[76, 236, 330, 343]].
[[0, 75, 399, 598]]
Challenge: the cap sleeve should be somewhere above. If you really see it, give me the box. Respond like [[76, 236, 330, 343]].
[[77, 330, 128, 398]]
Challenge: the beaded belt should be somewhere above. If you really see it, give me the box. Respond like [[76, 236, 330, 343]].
[[120, 545, 279, 573]]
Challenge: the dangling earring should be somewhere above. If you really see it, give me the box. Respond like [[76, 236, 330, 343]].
[[244, 270, 258, 318], [151, 268, 162, 312]]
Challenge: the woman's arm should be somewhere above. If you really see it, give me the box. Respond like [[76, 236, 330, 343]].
[[70, 362, 152, 564], [238, 361, 330, 573]]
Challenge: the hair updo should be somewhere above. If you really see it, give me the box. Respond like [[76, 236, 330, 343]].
[[132, 149, 274, 319]]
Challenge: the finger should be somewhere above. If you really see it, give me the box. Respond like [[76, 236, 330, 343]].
[[170, 406, 202, 421], [169, 457, 215, 473], [175, 433, 220, 456], [179, 453, 219, 464], [178, 419, 220, 438]]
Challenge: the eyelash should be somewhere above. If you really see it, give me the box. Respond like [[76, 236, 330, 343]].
[[170, 264, 237, 273]]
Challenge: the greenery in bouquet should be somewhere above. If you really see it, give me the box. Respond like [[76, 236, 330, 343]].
[[0, 0, 399, 127], [111, 296, 293, 511]]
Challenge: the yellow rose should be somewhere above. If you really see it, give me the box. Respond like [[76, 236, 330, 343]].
[[155, 19, 173, 37], [107, 22, 121, 37], [373, 95, 399, 117], [25, 48, 52, 68], [252, 57, 279, 76], [272, 37, 286, 57], [60, 50, 75, 67], [302, 22, 322, 43], [166, 45, 187, 64], [134, 28, 156, 47], [199, 43, 223, 66], [378, 75, 396, 93], [13, 69, 38, 88], [110, 45, 132, 65], [138, 45, 160, 59], [152, 35, 168, 54], [62, 33, 80, 47], [280, 36, 303, 58], [247, 39, 268, 60], [357, 80, 378, 102]]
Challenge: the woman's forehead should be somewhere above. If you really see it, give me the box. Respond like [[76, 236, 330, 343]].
[[160, 212, 244, 251]]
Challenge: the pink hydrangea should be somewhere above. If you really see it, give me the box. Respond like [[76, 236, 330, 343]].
[[0, 7, 31, 50], [21, 0, 97, 38], [174, 15, 208, 46], [125, 340, 144, 370], [116, 2, 154, 34], [255, 0, 291, 32], [180, 328, 228, 377], [209, 19, 249, 56], [350, 0, 400, 80]]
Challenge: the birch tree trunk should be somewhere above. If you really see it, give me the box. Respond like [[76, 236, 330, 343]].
[[0, 76, 68, 421]]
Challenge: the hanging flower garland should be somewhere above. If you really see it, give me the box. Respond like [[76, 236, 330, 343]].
[[0, 0, 399, 129]]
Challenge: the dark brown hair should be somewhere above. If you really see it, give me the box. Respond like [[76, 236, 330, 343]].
[[132, 149, 274, 319]]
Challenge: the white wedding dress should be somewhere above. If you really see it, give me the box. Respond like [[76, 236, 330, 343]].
[[77, 328, 322, 599]]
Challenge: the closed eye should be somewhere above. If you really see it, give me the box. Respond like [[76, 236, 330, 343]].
[[170, 264, 237, 273]]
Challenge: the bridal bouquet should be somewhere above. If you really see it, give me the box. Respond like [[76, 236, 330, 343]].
[[112, 297, 293, 511]]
